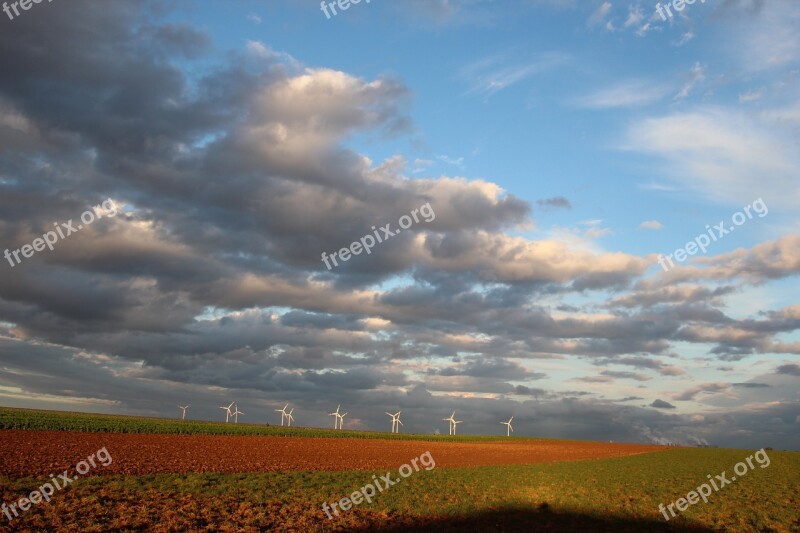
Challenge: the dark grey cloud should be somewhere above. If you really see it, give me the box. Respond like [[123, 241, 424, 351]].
[[650, 399, 676, 409], [601, 370, 651, 381], [776, 364, 800, 376]]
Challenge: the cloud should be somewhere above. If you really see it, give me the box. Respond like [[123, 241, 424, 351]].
[[588, 2, 612, 27], [673, 383, 730, 401], [651, 399, 676, 409], [461, 51, 568, 98], [0, 0, 797, 451], [601, 370, 651, 381], [673, 32, 694, 47], [537, 196, 573, 210], [776, 364, 800, 376], [732, 382, 770, 388], [674, 62, 705, 101], [727, 0, 800, 72], [640, 220, 663, 230], [573, 80, 669, 108], [739, 88, 764, 103], [626, 107, 800, 206]]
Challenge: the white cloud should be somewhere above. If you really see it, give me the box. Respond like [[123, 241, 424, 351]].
[[739, 1, 800, 71], [624, 5, 643, 27], [461, 52, 568, 98], [739, 89, 764, 104], [574, 80, 669, 109], [626, 106, 800, 207], [674, 62, 705, 101], [588, 2, 612, 27], [672, 31, 694, 47], [640, 220, 664, 230]]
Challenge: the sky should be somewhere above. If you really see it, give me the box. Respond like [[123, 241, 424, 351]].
[[0, 0, 798, 449]]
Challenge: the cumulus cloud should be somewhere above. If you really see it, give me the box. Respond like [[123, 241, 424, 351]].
[[0, 0, 797, 450]]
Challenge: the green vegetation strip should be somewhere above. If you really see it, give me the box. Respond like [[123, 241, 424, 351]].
[[2, 448, 797, 531], [0, 407, 539, 442]]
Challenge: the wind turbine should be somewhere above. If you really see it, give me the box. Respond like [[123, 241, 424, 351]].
[[501, 416, 514, 437], [329, 405, 343, 430], [275, 403, 289, 426], [444, 411, 462, 435], [232, 403, 244, 424], [220, 401, 234, 423], [178, 405, 190, 420], [286, 408, 295, 427], [329, 405, 347, 430], [386, 411, 402, 433], [444, 412, 455, 435]]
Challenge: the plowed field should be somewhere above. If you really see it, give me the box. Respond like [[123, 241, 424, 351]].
[[0, 430, 666, 479]]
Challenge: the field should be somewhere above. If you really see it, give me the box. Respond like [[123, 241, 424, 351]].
[[0, 407, 532, 442], [1, 408, 798, 532]]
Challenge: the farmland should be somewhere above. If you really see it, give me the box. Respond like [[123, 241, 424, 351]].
[[0, 407, 529, 442], [1, 408, 798, 531]]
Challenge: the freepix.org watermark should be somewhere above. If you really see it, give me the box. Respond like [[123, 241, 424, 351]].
[[2, 447, 113, 522], [4, 198, 118, 268], [322, 451, 436, 519], [2, 0, 55, 22], [320, 0, 372, 20], [655, 0, 709, 21], [658, 448, 770, 521], [657, 198, 768, 272], [321, 202, 435, 270]]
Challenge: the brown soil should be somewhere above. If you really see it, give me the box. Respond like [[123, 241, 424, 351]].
[[0, 430, 666, 479]]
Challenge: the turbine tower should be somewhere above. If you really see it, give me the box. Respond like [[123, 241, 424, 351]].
[[444, 411, 462, 435], [220, 401, 234, 423], [178, 405, 190, 420], [444, 412, 455, 435], [329, 405, 345, 430], [386, 411, 402, 433], [232, 403, 244, 424], [286, 408, 295, 427], [275, 403, 289, 426], [502, 416, 514, 437]]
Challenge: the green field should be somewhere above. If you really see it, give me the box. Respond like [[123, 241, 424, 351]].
[[0, 407, 539, 443], [1, 408, 798, 531], [2, 448, 797, 531]]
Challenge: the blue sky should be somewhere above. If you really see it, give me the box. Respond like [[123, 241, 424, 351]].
[[182, 0, 795, 254], [0, 0, 798, 448]]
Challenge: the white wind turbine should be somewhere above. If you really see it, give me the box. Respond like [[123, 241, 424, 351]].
[[286, 408, 295, 427], [501, 416, 514, 437], [329, 405, 347, 430], [232, 403, 244, 424], [386, 411, 403, 433], [329, 405, 342, 430], [275, 403, 289, 426], [178, 405, 190, 420], [444, 411, 462, 435], [220, 401, 234, 423]]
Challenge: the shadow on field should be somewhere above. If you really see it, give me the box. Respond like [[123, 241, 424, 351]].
[[351, 504, 713, 532]]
